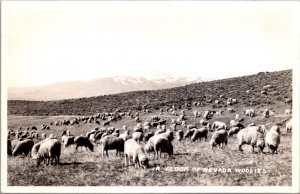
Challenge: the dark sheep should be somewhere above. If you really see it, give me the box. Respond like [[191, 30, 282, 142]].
[[74, 136, 94, 152], [191, 127, 208, 142], [12, 139, 34, 156], [101, 136, 124, 157]]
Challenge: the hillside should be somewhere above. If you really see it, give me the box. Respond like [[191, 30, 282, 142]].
[[7, 69, 292, 116], [8, 75, 206, 101]]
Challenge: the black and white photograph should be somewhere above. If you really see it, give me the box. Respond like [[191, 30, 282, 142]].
[[1, 1, 299, 193]]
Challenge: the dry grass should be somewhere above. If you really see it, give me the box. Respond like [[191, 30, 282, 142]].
[[7, 104, 292, 186]]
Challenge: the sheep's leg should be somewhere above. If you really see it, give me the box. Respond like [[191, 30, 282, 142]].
[[238, 144, 243, 152], [124, 154, 128, 166], [106, 150, 109, 157], [252, 145, 255, 153]]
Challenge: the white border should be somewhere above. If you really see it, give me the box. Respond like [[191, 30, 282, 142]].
[[1, 1, 300, 193]]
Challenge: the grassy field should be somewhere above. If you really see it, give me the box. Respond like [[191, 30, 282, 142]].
[[7, 104, 292, 186]]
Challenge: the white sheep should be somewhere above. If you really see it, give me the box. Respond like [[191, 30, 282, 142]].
[[193, 111, 200, 118], [199, 119, 208, 126], [237, 126, 265, 153], [124, 139, 149, 168], [119, 131, 131, 142], [212, 121, 228, 131], [245, 109, 255, 117], [132, 132, 144, 143], [235, 113, 240, 120], [170, 123, 177, 131], [265, 126, 281, 154], [286, 119, 292, 133], [31, 138, 61, 166], [285, 108, 292, 116], [41, 133, 47, 139]]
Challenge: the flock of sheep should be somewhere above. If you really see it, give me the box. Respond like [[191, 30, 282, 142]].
[[7, 100, 292, 169], [7, 82, 292, 168]]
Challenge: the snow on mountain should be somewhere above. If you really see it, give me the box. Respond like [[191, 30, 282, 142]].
[[8, 75, 209, 101]]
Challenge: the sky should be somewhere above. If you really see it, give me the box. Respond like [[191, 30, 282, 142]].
[[2, 1, 299, 87]]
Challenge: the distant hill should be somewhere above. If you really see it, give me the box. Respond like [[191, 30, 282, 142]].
[[8, 69, 292, 116], [8, 75, 206, 101]]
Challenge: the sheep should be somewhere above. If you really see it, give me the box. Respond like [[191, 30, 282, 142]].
[[286, 119, 292, 133], [31, 139, 61, 166], [203, 110, 212, 119], [12, 139, 34, 156], [228, 127, 241, 137], [74, 136, 94, 152], [227, 108, 234, 113], [154, 129, 165, 136], [184, 128, 196, 139], [247, 123, 256, 127], [193, 111, 200, 118], [41, 133, 47, 139], [156, 130, 174, 142], [176, 118, 182, 125], [119, 131, 131, 142], [235, 114, 240, 121], [132, 132, 144, 143], [135, 117, 140, 122], [143, 132, 154, 142], [263, 109, 270, 118], [191, 127, 208, 142], [176, 130, 184, 141], [62, 135, 75, 147], [112, 131, 120, 137], [124, 139, 149, 168], [261, 90, 267, 95], [31, 132, 39, 139], [237, 126, 265, 153], [230, 120, 244, 129], [212, 121, 228, 131], [186, 124, 197, 130], [11, 139, 19, 150], [170, 123, 177, 131], [144, 136, 173, 159], [263, 84, 273, 90], [285, 108, 292, 116], [133, 126, 143, 133], [245, 109, 255, 117], [215, 111, 223, 116], [66, 130, 71, 136], [209, 130, 228, 149], [48, 134, 57, 139], [265, 126, 281, 154], [101, 136, 124, 157], [171, 119, 176, 124], [7, 139, 12, 156], [181, 120, 187, 127]]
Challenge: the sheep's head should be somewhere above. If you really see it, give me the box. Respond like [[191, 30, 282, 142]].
[[140, 158, 149, 169], [209, 140, 217, 148]]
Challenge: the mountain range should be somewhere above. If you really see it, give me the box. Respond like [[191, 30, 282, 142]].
[[8, 75, 208, 101]]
